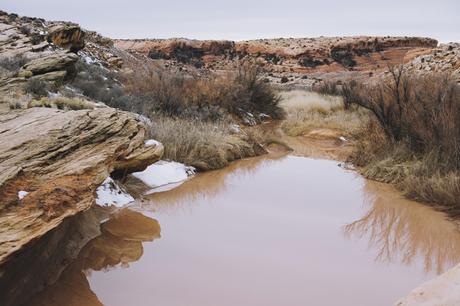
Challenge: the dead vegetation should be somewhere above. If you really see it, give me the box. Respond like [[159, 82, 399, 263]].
[[28, 96, 100, 110], [28, 58, 282, 170], [336, 68, 460, 211], [120, 61, 284, 121], [280, 90, 367, 137], [123, 61, 283, 170], [149, 116, 265, 170]]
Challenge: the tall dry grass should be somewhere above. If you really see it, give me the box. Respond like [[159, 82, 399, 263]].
[[149, 116, 265, 171], [280, 90, 367, 136]]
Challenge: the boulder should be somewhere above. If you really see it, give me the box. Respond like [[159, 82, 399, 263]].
[[20, 51, 78, 75], [47, 24, 85, 52]]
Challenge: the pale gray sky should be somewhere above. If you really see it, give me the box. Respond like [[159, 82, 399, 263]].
[[2, 0, 459, 42]]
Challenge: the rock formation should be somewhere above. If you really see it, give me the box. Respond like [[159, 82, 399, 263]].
[[0, 11, 164, 299], [0, 107, 163, 266], [115, 36, 438, 88], [0, 10, 124, 111]]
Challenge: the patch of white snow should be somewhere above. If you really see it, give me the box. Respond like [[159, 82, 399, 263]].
[[95, 177, 134, 208], [144, 139, 160, 147], [18, 190, 29, 200], [132, 161, 195, 193]]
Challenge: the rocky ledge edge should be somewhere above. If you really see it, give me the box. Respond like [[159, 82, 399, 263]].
[[0, 107, 163, 266]]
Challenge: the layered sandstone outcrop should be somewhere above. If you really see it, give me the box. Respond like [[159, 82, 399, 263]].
[[0, 12, 164, 305], [0, 107, 163, 268], [0, 10, 124, 110], [115, 36, 438, 87]]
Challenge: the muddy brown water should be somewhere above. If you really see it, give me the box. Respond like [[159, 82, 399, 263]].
[[23, 153, 460, 306]]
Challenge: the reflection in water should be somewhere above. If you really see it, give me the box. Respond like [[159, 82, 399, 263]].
[[138, 153, 287, 211], [29, 209, 161, 306], [17, 154, 460, 306], [344, 181, 460, 274]]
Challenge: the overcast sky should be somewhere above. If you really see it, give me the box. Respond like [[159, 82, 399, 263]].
[[2, 0, 459, 42]]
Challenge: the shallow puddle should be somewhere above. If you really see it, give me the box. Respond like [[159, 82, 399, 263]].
[[27, 154, 460, 306]]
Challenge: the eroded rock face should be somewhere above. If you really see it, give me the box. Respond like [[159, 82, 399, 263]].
[[115, 36, 438, 87], [0, 107, 163, 271]]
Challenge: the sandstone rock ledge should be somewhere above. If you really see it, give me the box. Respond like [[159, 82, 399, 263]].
[[0, 107, 163, 266], [395, 263, 460, 306]]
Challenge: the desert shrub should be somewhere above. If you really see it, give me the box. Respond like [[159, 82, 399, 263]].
[[121, 61, 284, 121], [0, 54, 29, 71], [298, 56, 324, 68], [330, 49, 356, 67], [24, 78, 49, 97], [345, 67, 460, 209], [347, 67, 460, 165], [70, 60, 125, 106], [315, 80, 340, 96], [264, 54, 281, 65], [149, 116, 263, 170], [148, 49, 168, 60], [19, 25, 31, 35], [233, 63, 284, 119]]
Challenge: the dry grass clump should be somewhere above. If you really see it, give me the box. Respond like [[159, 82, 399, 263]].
[[6, 93, 33, 110], [280, 90, 367, 136], [149, 116, 265, 171], [352, 126, 460, 209], [28, 96, 100, 110], [346, 68, 460, 210]]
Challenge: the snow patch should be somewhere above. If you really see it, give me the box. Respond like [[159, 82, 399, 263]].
[[96, 177, 134, 208], [145, 139, 160, 147], [18, 190, 29, 200], [132, 161, 195, 192]]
